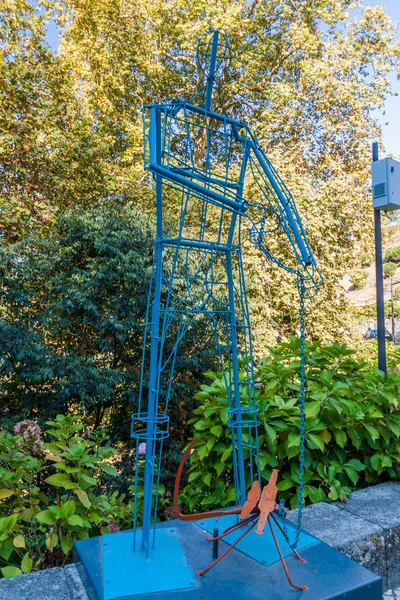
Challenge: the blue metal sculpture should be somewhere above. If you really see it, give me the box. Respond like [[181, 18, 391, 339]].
[[132, 29, 323, 560]]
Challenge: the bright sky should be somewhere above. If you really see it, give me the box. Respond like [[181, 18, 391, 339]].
[[44, 1, 399, 157], [361, 1, 400, 158]]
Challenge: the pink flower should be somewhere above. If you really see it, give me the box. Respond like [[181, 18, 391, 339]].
[[138, 442, 147, 456], [13, 420, 44, 455], [107, 522, 120, 532]]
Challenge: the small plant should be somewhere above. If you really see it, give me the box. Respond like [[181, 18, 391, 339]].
[[0, 416, 134, 578], [383, 262, 397, 278], [361, 252, 373, 267], [351, 270, 367, 289], [386, 246, 400, 262]]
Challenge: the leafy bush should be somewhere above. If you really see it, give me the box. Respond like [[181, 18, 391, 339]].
[[0, 206, 217, 441], [361, 252, 374, 267], [384, 262, 397, 278], [386, 246, 400, 263], [350, 270, 367, 289], [0, 416, 135, 578], [180, 338, 400, 513]]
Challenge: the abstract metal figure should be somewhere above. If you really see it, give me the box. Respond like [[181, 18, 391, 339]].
[[132, 29, 323, 566], [174, 438, 308, 591]]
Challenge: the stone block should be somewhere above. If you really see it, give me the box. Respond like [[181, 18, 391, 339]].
[[64, 563, 90, 600], [334, 482, 400, 589], [0, 566, 70, 600], [288, 501, 386, 586]]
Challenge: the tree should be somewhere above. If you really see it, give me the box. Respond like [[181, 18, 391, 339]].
[[1, 0, 399, 347], [0, 1, 113, 243], [0, 205, 217, 438], [51, 0, 399, 345]]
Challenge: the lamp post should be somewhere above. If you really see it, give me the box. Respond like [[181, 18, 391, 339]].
[[372, 142, 386, 374], [371, 144, 400, 371]]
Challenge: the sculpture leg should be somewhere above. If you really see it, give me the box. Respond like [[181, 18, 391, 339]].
[[267, 516, 308, 591]]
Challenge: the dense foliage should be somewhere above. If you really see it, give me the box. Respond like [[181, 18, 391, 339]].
[[0, 206, 216, 440], [0, 416, 133, 578], [180, 339, 400, 512], [1, 340, 400, 579]]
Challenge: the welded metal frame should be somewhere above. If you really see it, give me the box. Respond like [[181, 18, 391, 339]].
[[131, 29, 323, 558]]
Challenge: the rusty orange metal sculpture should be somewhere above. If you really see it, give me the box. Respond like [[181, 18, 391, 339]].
[[174, 438, 308, 591]]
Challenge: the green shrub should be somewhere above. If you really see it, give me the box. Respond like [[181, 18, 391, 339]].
[[386, 246, 400, 262], [361, 252, 374, 267], [0, 416, 135, 578], [180, 338, 400, 514], [384, 262, 397, 278], [350, 269, 367, 289]]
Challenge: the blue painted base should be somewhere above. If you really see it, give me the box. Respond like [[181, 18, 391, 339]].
[[74, 518, 382, 600], [196, 513, 316, 566], [74, 527, 195, 600]]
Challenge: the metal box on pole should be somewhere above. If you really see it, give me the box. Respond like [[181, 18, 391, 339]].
[[372, 158, 400, 211]]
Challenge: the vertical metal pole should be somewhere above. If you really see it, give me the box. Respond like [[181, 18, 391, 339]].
[[212, 529, 219, 560], [391, 278, 395, 342], [226, 250, 247, 506], [205, 30, 219, 112], [141, 108, 163, 554], [373, 142, 386, 374]]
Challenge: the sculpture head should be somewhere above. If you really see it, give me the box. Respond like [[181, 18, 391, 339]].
[[196, 29, 233, 111]]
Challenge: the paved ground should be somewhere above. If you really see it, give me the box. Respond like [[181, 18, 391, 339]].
[[384, 589, 400, 599]]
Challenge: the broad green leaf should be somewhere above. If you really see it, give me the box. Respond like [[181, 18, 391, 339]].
[[0, 514, 18, 534], [221, 446, 232, 462], [193, 420, 210, 431], [61, 535, 74, 555], [68, 515, 84, 527], [287, 433, 300, 448], [21, 552, 33, 574], [46, 532, 58, 551], [45, 473, 78, 490], [0, 489, 14, 500], [306, 433, 324, 452], [98, 463, 118, 476], [305, 401, 321, 418], [0, 537, 14, 561], [13, 534, 26, 549], [345, 459, 365, 472], [334, 430, 347, 448], [61, 500, 76, 519], [1, 566, 22, 578], [210, 425, 223, 438], [35, 510, 56, 525], [74, 489, 91, 509]]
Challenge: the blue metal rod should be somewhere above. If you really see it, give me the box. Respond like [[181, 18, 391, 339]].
[[141, 109, 164, 555], [225, 249, 247, 505], [205, 30, 219, 111], [250, 142, 312, 266], [148, 162, 245, 212]]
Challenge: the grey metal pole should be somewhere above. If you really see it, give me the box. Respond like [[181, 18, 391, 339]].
[[373, 142, 387, 374]]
